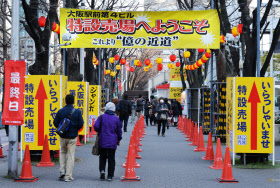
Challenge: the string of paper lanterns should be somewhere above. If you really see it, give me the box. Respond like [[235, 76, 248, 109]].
[[185, 49, 211, 70]]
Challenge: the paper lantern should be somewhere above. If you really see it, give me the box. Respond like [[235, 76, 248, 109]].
[[116, 65, 121, 70], [54, 24, 59, 33], [175, 62, 180, 67], [110, 71, 116, 77], [231, 26, 240, 37], [184, 51, 190, 58], [105, 70, 110, 75], [238, 24, 243, 34], [138, 61, 142, 67], [52, 22, 57, 31], [148, 63, 153, 68], [201, 58, 207, 63], [167, 63, 171, 69], [189, 65, 194, 70], [220, 35, 225, 43], [194, 63, 199, 69], [38, 16, 46, 27], [158, 63, 163, 71], [185, 65, 189, 70], [145, 59, 151, 66], [202, 55, 209, 61], [198, 49, 205, 53], [169, 54, 176, 62], [205, 52, 211, 58], [120, 58, 126, 65], [171, 64, 175, 69], [56, 27, 60, 34], [130, 67, 134, 72], [134, 60, 140, 66], [94, 60, 99, 65], [196, 60, 203, 67], [114, 55, 120, 61], [156, 57, 162, 64], [144, 67, 149, 72], [109, 57, 115, 63]]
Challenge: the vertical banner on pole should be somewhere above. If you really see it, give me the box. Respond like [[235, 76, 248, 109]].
[[88, 85, 101, 127], [2, 60, 26, 125], [22, 75, 67, 150], [67, 81, 89, 136]]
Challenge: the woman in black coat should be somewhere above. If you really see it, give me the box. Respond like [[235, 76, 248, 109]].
[[144, 98, 151, 126], [171, 100, 182, 126]]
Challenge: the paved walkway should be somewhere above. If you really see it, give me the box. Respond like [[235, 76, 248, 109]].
[[1, 120, 280, 187]]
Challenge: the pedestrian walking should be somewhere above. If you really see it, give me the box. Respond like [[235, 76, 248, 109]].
[[156, 98, 169, 136], [53, 94, 84, 182], [112, 97, 120, 116], [164, 98, 171, 129], [94, 102, 122, 181], [136, 95, 144, 120], [171, 100, 182, 127], [144, 98, 151, 126], [130, 98, 136, 123], [117, 94, 132, 132], [150, 95, 158, 126]]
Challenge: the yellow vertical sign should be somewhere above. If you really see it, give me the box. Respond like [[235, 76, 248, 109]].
[[88, 85, 100, 127], [170, 68, 186, 81], [226, 77, 233, 152], [169, 87, 182, 100], [227, 77, 274, 154], [67, 81, 89, 136], [22, 75, 67, 150]]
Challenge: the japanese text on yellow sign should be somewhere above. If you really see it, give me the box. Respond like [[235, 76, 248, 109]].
[[170, 68, 186, 81], [170, 87, 183, 99], [22, 75, 67, 150], [60, 9, 220, 49], [68, 81, 89, 136], [227, 77, 274, 153], [89, 85, 101, 127]]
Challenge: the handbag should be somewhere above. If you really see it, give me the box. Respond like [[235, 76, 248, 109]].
[[92, 115, 102, 156], [56, 108, 75, 136], [160, 113, 167, 120]]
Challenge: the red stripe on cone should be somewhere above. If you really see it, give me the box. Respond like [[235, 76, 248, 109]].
[[123, 134, 140, 168], [202, 132, 214, 160], [194, 126, 206, 152], [189, 123, 198, 146], [37, 135, 55, 167], [217, 146, 238, 183], [14, 145, 39, 182], [209, 138, 223, 169]]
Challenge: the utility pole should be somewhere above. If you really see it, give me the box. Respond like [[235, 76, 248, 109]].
[[80, 0, 85, 81], [210, 0, 214, 134], [270, 7, 274, 77], [8, 0, 20, 178], [256, 0, 260, 77]]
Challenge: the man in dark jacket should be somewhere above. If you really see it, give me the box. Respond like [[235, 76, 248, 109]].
[[54, 94, 84, 182], [150, 95, 158, 126], [118, 94, 132, 132]]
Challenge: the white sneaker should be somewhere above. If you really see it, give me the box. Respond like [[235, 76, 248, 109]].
[[64, 177, 74, 182]]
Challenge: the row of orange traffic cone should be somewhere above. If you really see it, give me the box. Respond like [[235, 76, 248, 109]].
[[121, 115, 146, 181], [178, 115, 238, 183]]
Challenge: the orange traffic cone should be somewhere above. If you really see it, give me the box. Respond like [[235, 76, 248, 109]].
[[186, 121, 194, 142], [189, 123, 198, 146], [202, 132, 214, 160], [136, 123, 142, 146], [217, 146, 238, 183], [91, 118, 97, 135], [180, 116, 184, 133], [14, 145, 39, 182], [194, 126, 206, 152], [0, 146, 7, 158], [185, 118, 190, 138], [183, 117, 187, 135], [209, 138, 223, 169], [121, 135, 141, 182], [123, 134, 140, 168], [76, 136, 82, 146], [37, 135, 55, 167]]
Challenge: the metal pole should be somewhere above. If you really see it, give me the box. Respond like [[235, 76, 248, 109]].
[[270, 8, 274, 77], [99, 49, 101, 85], [8, 0, 20, 178], [256, 0, 260, 77], [80, 0, 85, 81], [48, 39, 51, 75], [63, 0, 66, 75], [210, 0, 214, 134]]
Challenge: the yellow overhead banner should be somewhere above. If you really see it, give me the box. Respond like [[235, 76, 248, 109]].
[[67, 81, 89, 136], [227, 77, 274, 154], [88, 85, 101, 127], [22, 75, 67, 150], [60, 9, 220, 49], [170, 68, 186, 81]]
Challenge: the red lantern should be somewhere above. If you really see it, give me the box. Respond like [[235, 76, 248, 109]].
[[201, 58, 207, 63], [175, 62, 180, 67], [52, 22, 57, 31], [170, 54, 176, 62], [120, 58, 126, 65], [130, 67, 134, 72], [114, 55, 120, 60], [198, 49, 205, 53], [158, 63, 163, 71], [205, 52, 211, 58], [238, 24, 243, 34], [56, 26, 60, 34], [38, 16, 46, 27], [196, 61, 202, 67], [145, 59, 151, 66], [138, 61, 142, 67]]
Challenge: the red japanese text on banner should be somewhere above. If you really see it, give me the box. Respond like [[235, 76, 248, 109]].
[[2, 60, 26, 125]]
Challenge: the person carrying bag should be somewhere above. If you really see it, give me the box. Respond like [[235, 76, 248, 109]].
[[156, 97, 168, 137]]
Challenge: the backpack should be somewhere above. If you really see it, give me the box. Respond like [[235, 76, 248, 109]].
[[56, 108, 75, 136]]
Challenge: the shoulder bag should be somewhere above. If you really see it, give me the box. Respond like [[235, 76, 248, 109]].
[[92, 115, 102, 156], [56, 108, 75, 136]]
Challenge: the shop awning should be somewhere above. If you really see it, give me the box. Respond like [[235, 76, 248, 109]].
[[156, 83, 170, 89]]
